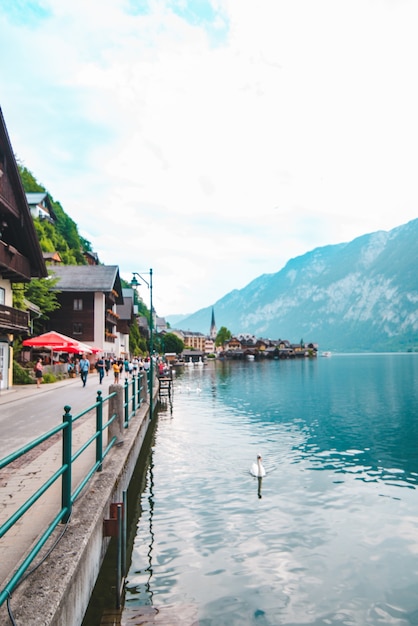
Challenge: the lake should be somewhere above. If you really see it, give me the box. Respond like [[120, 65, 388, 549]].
[[88, 354, 418, 625]]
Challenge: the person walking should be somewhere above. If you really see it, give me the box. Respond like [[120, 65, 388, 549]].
[[96, 356, 105, 384], [34, 358, 43, 388], [79, 354, 90, 387], [112, 360, 121, 384]]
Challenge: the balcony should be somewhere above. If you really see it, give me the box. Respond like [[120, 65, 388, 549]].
[[0, 304, 29, 333], [105, 333, 116, 343], [0, 240, 32, 281], [106, 308, 120, 324]]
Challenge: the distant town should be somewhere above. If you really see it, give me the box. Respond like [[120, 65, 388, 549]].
[[161, 309, 318, 362]]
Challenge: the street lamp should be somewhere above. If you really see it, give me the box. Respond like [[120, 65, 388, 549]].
[[131, 268, 154, 418]]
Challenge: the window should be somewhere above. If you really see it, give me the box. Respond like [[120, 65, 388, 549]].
[[73, 323, 83, 335], [73, 298, 83, 311], [0, 287, 4, 305]]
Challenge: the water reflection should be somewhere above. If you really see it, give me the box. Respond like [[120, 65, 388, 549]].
[[257, 476, 262, 499], [145, 452, 155, 602], [118, 355, 418, 626], [205, 356, 418, 489]]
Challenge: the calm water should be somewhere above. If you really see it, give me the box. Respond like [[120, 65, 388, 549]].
[[108, 355, 418, 625]]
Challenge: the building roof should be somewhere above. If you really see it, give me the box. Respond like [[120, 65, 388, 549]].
[[0, 108, 47, 280], [43, 251, 63, 263], [26, 192, 57, 221], [116, 288, 134, 320], [49, 265, 123, 303]]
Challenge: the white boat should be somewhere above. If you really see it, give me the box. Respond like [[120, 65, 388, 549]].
[[246, 354, 255, 361], [321, 351, 332, 357]]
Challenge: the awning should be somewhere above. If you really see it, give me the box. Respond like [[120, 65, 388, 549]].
[[22, 331, 97, 355]]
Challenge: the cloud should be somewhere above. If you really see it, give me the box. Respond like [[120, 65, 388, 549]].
[[1, 0, 418, 315]]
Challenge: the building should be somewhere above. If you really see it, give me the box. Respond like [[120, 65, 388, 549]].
[[47, 265, 124, 356], [26, 192, 56, 224], [0, 108, 47, 388], [116, 288, 135, 357], [209, 307, 217, 340]]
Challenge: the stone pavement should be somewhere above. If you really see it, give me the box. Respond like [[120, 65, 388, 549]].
[[0, 376, 102, 607]]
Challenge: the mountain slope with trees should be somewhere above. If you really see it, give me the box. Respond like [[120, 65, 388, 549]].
[[19, 165, 91, 265]]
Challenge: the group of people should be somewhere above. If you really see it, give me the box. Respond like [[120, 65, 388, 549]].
[[67, 355, 153, 386], [35, 354, 167, 388], [108, 356, 151, 384]]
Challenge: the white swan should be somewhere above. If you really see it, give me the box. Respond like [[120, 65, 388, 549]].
[[250, 455, 266, 477]]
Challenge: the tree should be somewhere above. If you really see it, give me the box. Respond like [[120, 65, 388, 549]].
[[162, 333, 185, 355], [216, 326, 232, 347], [18, 164, 92, 265], [129, 321, 147, 356], [12, 276, 61, 335]]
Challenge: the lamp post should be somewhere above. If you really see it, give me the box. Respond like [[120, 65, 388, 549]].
[[131, 268, 154, 418]]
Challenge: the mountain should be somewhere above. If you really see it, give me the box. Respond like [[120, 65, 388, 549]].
[[175, 219, 418, 352]]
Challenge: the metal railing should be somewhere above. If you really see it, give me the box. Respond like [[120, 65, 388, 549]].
[[0, 372, 147, 607], [123, 373, 145, 426]]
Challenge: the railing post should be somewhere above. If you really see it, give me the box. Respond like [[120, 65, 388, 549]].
[[132, 375, 136, 414], [96, 390, 103, 471], [109, 384, 124, 442], [141, 372, 146, 405], [137, 372, 142, 406], [62, 405, 72, 523], [124, 378, 129, 426]]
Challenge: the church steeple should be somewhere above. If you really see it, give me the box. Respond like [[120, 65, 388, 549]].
[[210, 307, 217, 340]]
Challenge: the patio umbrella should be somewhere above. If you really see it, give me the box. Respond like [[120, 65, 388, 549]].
[[22, 331, 80, 348], [22, 332, 101, 360], [51, 344, 93, 355]]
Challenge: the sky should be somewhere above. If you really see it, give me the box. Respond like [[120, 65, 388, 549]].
[[1, 0, 418, 317]]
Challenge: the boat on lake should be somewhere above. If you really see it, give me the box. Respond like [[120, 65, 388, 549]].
[[321, 351, 332, 357]]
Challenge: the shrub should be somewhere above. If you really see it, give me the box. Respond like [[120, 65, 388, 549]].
[[13, 360, 34, 385], [43, 372, 57, 384]]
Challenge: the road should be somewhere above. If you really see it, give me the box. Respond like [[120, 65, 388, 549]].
[[0, 371, 116, 458]]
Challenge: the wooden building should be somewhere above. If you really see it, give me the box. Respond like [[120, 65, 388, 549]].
[[48, 265, 124, 356], [0, 108, 47, 388]]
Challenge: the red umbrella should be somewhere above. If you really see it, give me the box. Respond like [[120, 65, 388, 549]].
[[22, 331, 80, 348], [51, 344, 93, 355]]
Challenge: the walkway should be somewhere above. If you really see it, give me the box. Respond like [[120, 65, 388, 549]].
[[0, 375, 104, 620]]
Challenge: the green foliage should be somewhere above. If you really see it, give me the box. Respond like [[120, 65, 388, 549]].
[[129, 320, 147, 355], [162, 332, 184, 354], [42, 372, 58, 384], [51, 200, 86, 264], [215, 326, 232, 347], [18, 164, 44, 192], [13, 276, 61, 335], [13, 360, 34, 384], [18, 164, 90, 265], [13, 165, 95, 340]]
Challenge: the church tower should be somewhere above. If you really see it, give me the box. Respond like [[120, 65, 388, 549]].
[[209, 307, 217, 340]]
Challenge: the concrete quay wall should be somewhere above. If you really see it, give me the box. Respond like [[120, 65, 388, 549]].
[[0, 386, 157, 626]]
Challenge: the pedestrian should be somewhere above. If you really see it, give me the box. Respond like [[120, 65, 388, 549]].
[[105, 358, 110, 376], [79, 354, 90, 387], [112, 360, 120, 383], [34, 358, 43, 388], [96, 356, 105, 384]]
